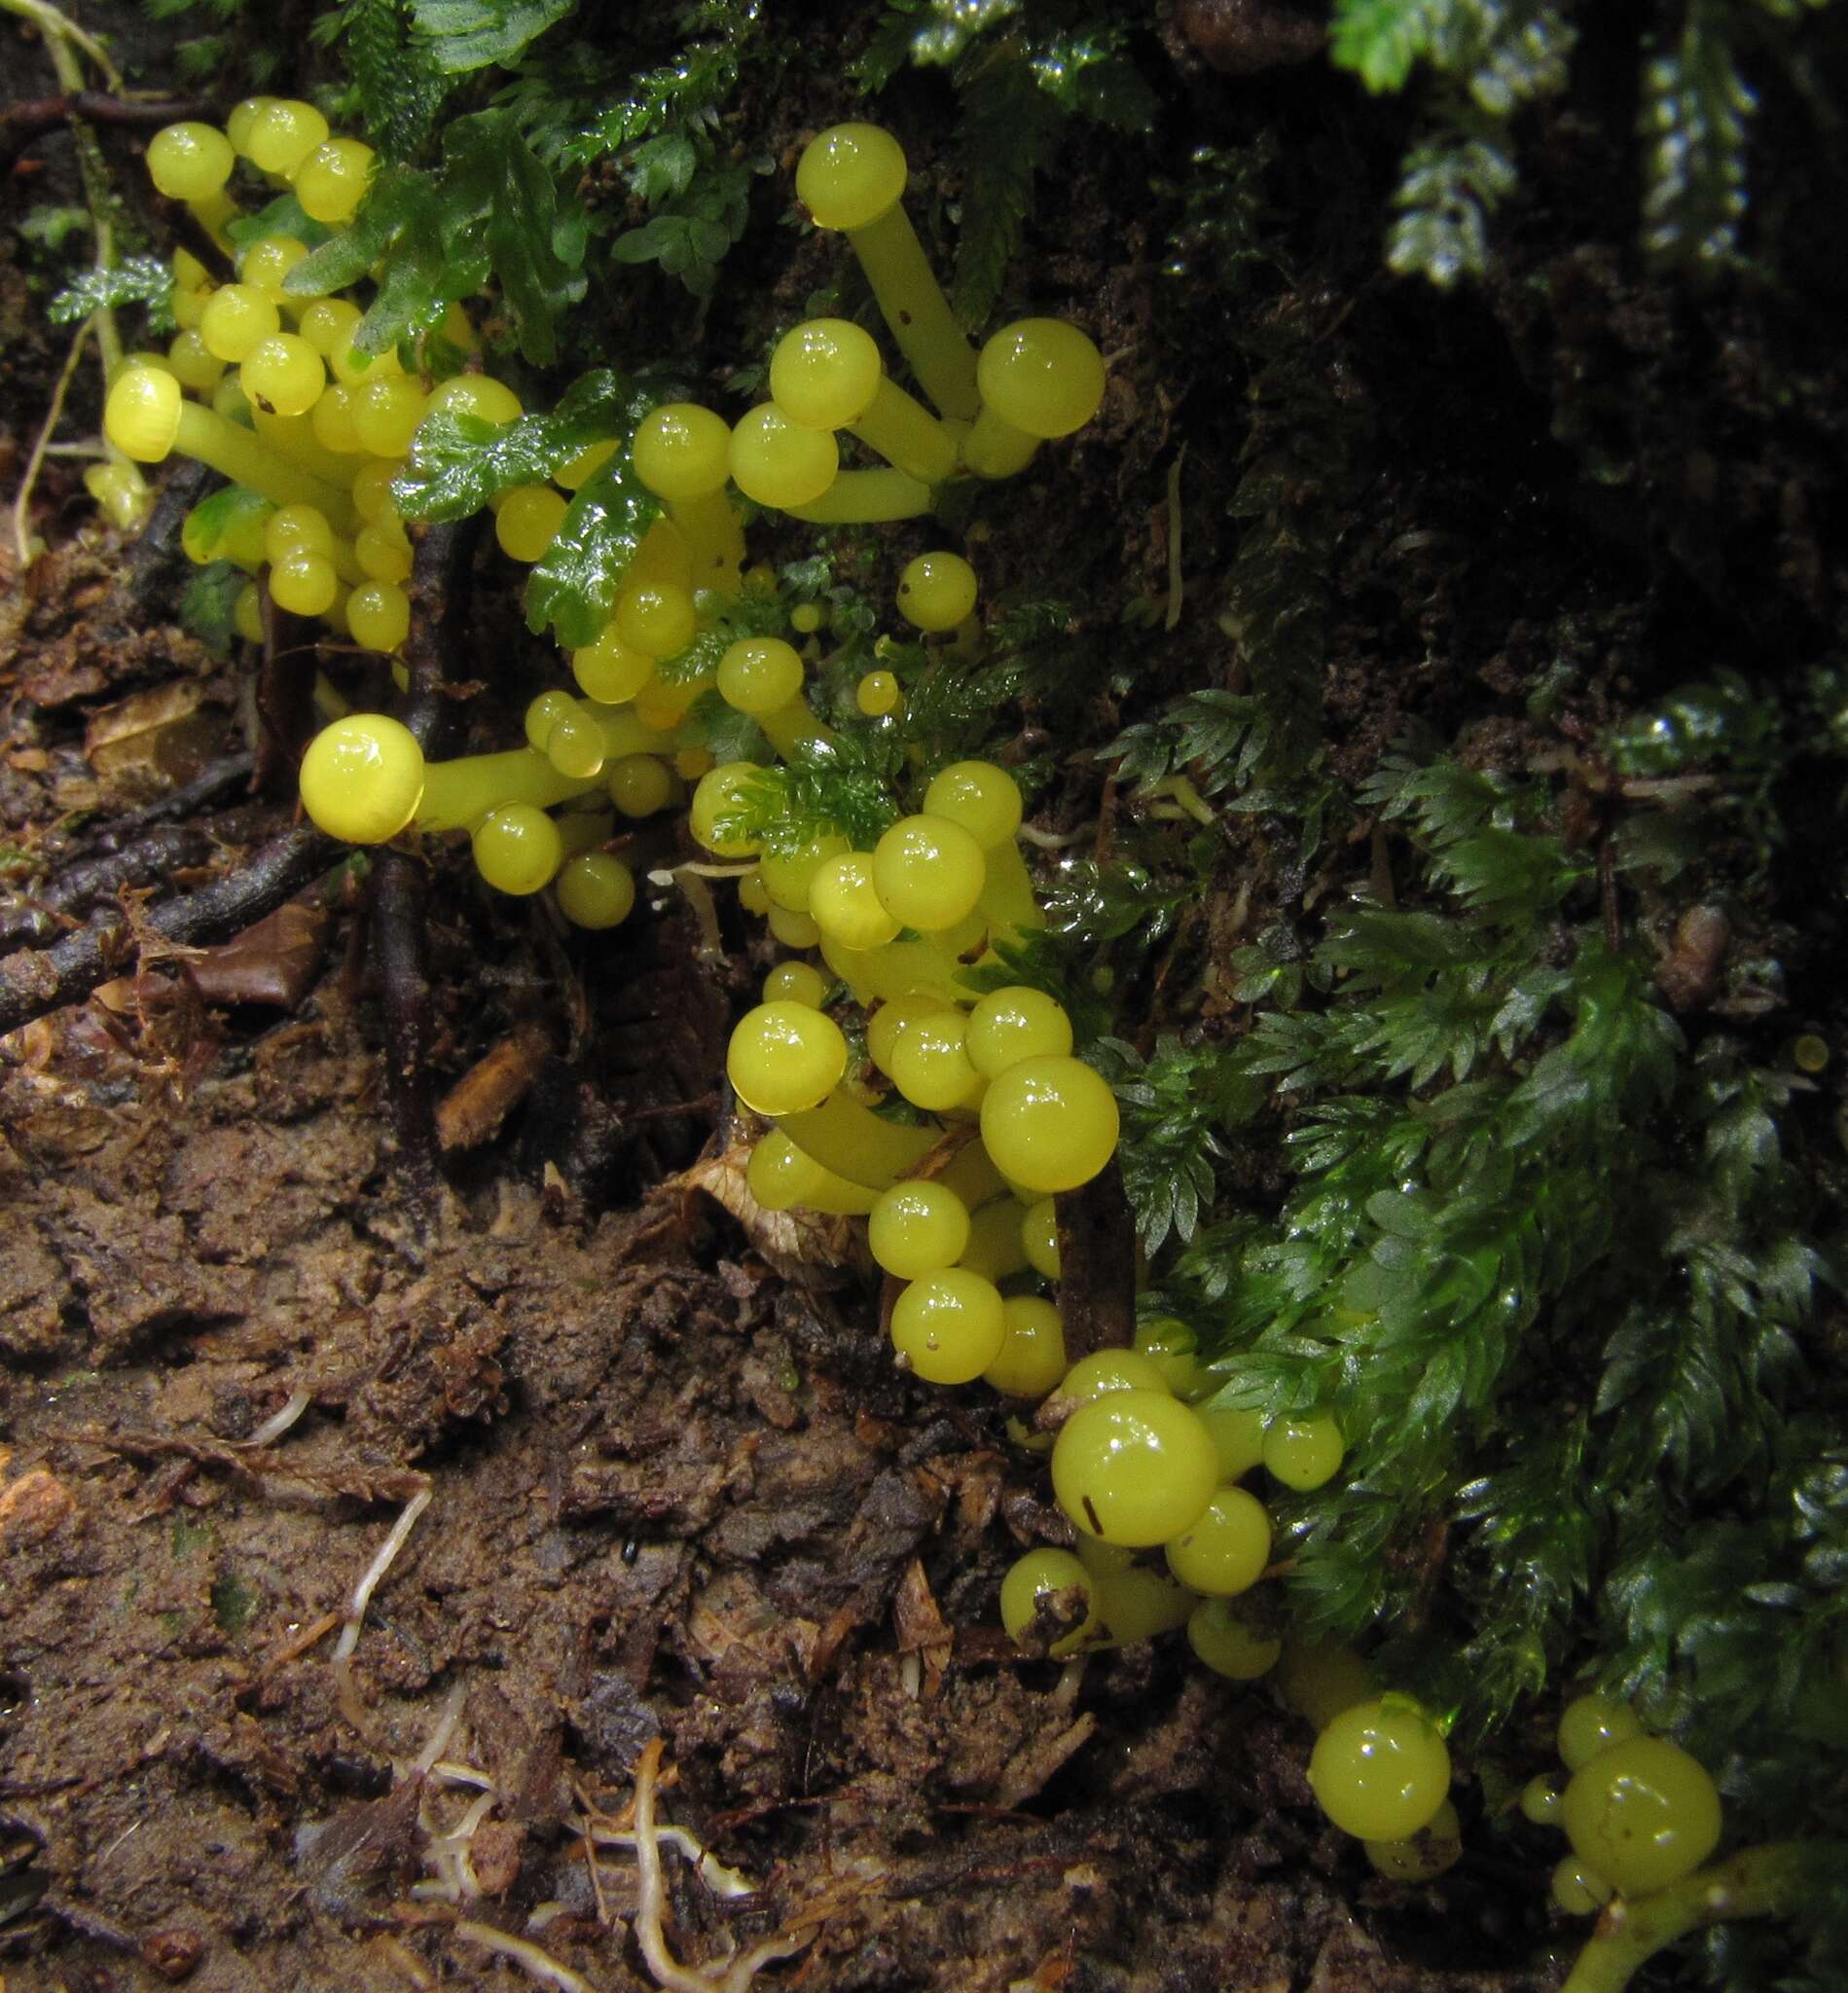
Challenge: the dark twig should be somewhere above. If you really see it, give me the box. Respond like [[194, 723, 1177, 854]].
[[1054, 1157, 1137, 1360], [120, 751, 259, 827], [254, 591, 318, 796], [371, 519, 478, 1213], [398, 519, 476, 758], [0, 92, 205, 176], [0, 822, 219, 952], [0, 761, 265, 952], [371, 846, 439, 1208], [0, 824, 339, 1037], [129, 456, 213, 607]]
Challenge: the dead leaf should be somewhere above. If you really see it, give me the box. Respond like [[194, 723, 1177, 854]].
[[676, 1139, 869, 1284], [188, 900, 331, 1009], [84, 681, 219, 784]]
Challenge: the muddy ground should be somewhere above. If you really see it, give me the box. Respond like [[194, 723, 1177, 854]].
[[0, 975, 1558, 1993]]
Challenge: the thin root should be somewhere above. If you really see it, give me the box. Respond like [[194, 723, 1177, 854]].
[[452, 1919, 602, 1993], [331, 1485, 432, 1731], [11, 319, 91, 572], [630, 1740, 815, 1993]]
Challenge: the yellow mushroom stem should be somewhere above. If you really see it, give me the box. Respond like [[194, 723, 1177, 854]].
[[821, 933, 971, 1009], [849, 379, 959, 487], [751, 1134, 883, 1215], [960, 406, 1040, 481], [776, 1086, 942, 1189], [845, 207, 980, 421], [667, 491, 745, 595], [586, 704, 678, 764], [756, 701, 834, 763], [417, 701, 679, 830], [630, 516, 695, 589], [417, 748, 600, 831], [957, 1196, 1032, 1282], [250, 409, 364, 495], [791, 1174, 882, 1216], [1559, 1841, 1840, 1993], [107, 373, 356, 525], [976, 839, 1045, 947], [784, 468, 933, 525], [928, 1134, 1010, 1211], [187, 187, 240, 252]]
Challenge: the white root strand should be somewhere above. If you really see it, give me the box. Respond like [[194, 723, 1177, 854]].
[[413, 1681, 469, 1775], [577, 1820, 756, 1901], [452, 1919, 602, 1993], [236, 1388, 313, 1449], [333, 1485, 432, 1664], [631, 1746, 813, 1993]]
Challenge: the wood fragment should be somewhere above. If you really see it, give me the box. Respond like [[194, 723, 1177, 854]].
[[52, 1424, 429, 1504], [254, 593, 318, 796], [436, 1023, 553, 1151], [1054, 1158, 1137, 1359], [0, 823, 340, 1037], [0, 90, 205, 174], [187, 899, 331, 1008], [372, 516, 480, 1213]]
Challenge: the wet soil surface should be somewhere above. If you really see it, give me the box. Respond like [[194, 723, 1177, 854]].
[[0, 977, 1554, 1993]]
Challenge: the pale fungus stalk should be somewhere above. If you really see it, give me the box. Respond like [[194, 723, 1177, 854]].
[[669, 490, 746, 594], [962, 319, 1107, 482], [975, 838, 1046, 946], [417, 748, 602, 831], [770, 318, 957, 486], [850, 379, 960, 485], [795, 125, 979, 421], [2, 0, 125, 92], [250, 407, 367, 493], [783, 467, 933, 525], [106, 368, 358, 525], [755, 701, 834, 762], [1559, 1842, 1844, 1993], [14, 318, 95, 569], [820, 933, 969, 1008], [776, 1087, 941, 1188], [10, 0, 147, 532]]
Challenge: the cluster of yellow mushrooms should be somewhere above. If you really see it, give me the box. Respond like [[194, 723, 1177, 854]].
[[92, 101, 1737, 1902]]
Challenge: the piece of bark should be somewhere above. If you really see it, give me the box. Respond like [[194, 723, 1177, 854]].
[[1054, 1157, 1137, 1359]]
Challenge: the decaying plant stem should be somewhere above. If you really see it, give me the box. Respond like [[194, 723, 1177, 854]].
[[371, 519, 479, 1205], [0, 824, 339, 1037]]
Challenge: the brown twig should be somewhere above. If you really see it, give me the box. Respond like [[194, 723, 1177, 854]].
[[0, 821, 220, 952], [128, 454, 214, 605], [398, 518, 476, 758], [1054, 1157, 1137, 1359], [370, 519, 478, 1213], [254, 590, 318, 796], [0, 823, 339, 1037], [371, 844, 440, 1212], [0, 754, 265, 948], [0, 91, 204, 176]]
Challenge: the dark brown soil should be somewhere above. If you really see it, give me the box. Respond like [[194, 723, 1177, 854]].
[[0, 989, 1558, 1993]]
